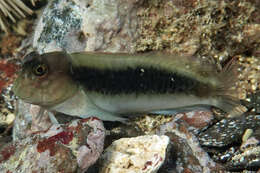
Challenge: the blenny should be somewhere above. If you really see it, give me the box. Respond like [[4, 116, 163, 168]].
[[13, 51, 242, 121]]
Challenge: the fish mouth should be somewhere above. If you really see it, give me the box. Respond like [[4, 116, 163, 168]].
[[13, 93, 64, 107], [11, 84, 37, 104], [14, 94, 34, 103], [14, 96, 45, 106]]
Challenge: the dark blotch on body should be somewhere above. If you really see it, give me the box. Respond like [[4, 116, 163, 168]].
[[71, 66, 210, 96]]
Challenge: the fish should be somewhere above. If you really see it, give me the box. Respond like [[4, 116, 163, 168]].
[[12, 51, 243, 121]]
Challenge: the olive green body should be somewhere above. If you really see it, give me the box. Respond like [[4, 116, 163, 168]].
[[13, 51, 242, 121]]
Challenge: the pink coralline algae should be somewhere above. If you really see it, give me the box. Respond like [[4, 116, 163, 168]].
[[0, 144, 16, 163], [37, 131, 74, 156], [0, 60, 18, 93]]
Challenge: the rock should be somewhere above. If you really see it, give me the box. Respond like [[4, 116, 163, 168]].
[[132, 110, 216, 135], [102, 110, 222, 172], [176, 110, 216, 135], [0, 117, 105, 173], [76, 118, 106, 171], [156, 119, 224, 172], [0, 59, 18, 130], [198, 114, 260, 147], [13, 99, 80, 141], [224, 128, 260, 171], [200, 116, 260, 171], [33, 0, 143, 53], [242, 90, 260, 114], [226, 144, 260, 171], [136, 0, 259, 60], [12, 100, 52, 141], [99, 135, 169, 173]]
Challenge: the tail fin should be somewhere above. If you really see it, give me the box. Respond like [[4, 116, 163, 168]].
[[216, 96, 247, 117], [214, 57, 247, 117]]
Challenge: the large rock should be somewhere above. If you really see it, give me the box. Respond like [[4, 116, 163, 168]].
[[156, 118, 224, 172], [99, 135, 170, 173], [0, 117, 105, 173], [33, 0, 143, 53]]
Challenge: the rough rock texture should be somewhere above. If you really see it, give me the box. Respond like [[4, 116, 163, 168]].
[[12, 100, 52, 141], [33, 0, 143, 53], [218, 126, 260, 171], [243, 90, 260, 114], [133, 110, 216, 135], [156, 119, 224, 173], [0, 59, 18, 114], [104, 111, 223, 172], [136, 0, 259, 57], [0, 117, 105, 173], [0, 58, 18, 139], [199, 114, 260, 147], [99, 135, 169, 173], [226, 138, 260, 171]]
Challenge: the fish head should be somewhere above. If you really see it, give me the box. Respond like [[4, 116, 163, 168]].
[[13, 51, 79, 107]]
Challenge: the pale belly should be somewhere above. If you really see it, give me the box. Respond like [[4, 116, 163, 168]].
[[50, 89, 219, 121], [88, 92, 218, 114]]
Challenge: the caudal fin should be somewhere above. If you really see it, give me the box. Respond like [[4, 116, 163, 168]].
[[214, 58, 247, 117]]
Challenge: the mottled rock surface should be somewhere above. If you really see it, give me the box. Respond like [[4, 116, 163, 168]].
[[156, 118, 224, 173], [33, 0, 143, 53], [133, 110, 216, 135], [216, 124, 260, 171], [0, 59, 18, 127], [0, 117, 105, 173], [199, 114, 260, 147], [226, 141, 260, 171], [13, 100, 52, 141], [99, 135, 169, 173]]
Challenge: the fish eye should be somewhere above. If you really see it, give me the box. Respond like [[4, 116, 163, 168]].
[[33, 64, 48, 76]]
